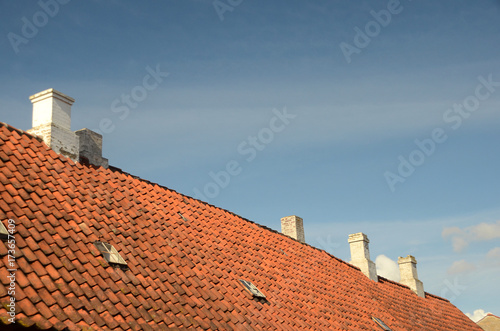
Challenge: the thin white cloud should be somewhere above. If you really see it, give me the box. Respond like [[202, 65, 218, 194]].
[[472, 222, 500, 241], [441, 226, 462, 238], [487, 247, 500, 259], [447, 260, 475, 275], [375, 255, 400, 282], [442, 220, 500, 253], [466, 309, 490, 323], [486, 247, 500, 268], [451, 237, 469, 253]]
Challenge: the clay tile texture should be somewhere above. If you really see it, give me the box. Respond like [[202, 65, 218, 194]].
[[0, 122, 482, 330]]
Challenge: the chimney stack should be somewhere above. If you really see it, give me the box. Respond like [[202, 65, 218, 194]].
[[28, 88, 79, 162], [348, 233, 378, 281], [281, 215, 305, 243], [75, 129, 109, 168], [398, 255, 425, 297], [27, 88, 108, 168]]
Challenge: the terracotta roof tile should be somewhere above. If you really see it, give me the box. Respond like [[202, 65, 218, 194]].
[[17, 297, 38, 316], [48, 304, 69, 325], [0, 123, 482, 330], [35, 301, 55, 321]]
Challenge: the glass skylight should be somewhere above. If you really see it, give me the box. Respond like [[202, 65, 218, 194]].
[[239, 279, 266, 299], [372, 317, 392, 331], [93, 241, 127, 266]]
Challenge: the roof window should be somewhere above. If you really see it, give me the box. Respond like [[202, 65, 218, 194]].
[[372, 317, 392, 330], [93, 241, 127, 267], [178, 212, 188, 222], [239, 279, 266, 299]]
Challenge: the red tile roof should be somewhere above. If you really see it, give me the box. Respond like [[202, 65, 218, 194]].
[[0, 122, 482, 330]]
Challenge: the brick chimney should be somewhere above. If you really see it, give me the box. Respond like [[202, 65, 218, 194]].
[[75, 129, 108, 168], [398, 255, 425, 297], [27, 88, 108, 168], [281, 215, 305, 243], [348, 232, 378, 281], [27, 88, 79, 162]]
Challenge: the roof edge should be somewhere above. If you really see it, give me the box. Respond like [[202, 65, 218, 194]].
[[0, 122, 44, 143], [108, 164, 358, 269], [375, 276, 449, 302]]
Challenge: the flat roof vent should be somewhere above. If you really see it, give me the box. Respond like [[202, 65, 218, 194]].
[[93, 241, 127, 267], [372, 317, 392, 330], [239, 279, 266, 299]]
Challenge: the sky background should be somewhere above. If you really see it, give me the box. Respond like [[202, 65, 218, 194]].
[[1, 0, 499, 321]]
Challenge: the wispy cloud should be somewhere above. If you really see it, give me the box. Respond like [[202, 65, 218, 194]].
[[442, 220, 500, 253], [447, 259, 475, 275], [486, 247, 500, 267], [487, 247, 500, 259]]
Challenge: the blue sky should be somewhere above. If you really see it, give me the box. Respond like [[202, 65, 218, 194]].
[[1, 0, 499, 321]]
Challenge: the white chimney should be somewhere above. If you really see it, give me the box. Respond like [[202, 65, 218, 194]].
[[348, 232, 378, 281], [398, 255, 425, 297], [27, 88, 79, 162], [281, 215, 305, 243]]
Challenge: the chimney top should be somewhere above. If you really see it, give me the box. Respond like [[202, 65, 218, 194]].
[[398, 255, 417, 265], [29, 88, 75, 131], [281, 215, 305, 243], [29, 88, 75, 105], [348, 232, 369, 244]]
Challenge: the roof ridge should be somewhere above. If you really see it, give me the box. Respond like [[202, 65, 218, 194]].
[[424, 292, 451, 302], [476, 313, 499, 324], [483, 313, 500, 319], [0, 121, 43, 143], [377, 275, 407, 287], [107, 163, 354, 266], [376, 276, 450, 302], [0, 121, 86, 172], [107, 164, 361, 269]]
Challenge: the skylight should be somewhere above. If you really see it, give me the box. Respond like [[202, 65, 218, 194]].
[[372, 317, 392, 331], [93, 241, 127, 267], [239, 279, 266, 299]]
